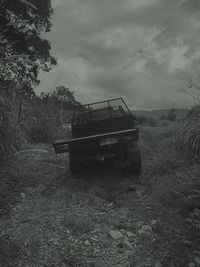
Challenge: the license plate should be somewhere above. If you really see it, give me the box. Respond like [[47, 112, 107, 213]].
[[100, 137, 118, 146]]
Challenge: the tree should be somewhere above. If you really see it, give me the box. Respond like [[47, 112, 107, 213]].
[[167, 108, 176, 121], [160, 114, 167, 120], [40, 85, 78, 112], [53, 85, 76, 126], [0, 0, 56, 96], [52, 85, 76, 104]]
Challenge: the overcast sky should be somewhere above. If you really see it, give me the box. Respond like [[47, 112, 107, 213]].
[[35, 0, 200, 110]]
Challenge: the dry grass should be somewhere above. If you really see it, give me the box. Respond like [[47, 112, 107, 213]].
[[176, 119, 200, 156], [141, 122, 200, 233], [29, 104, 72, 143], [0, 97, 28, 161]]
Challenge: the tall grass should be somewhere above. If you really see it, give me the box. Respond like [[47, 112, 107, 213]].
[[28, 100, 73, 143], [141, 121, 200, 231], [0, 97, 29, 161], [176, 119, 200, 156]]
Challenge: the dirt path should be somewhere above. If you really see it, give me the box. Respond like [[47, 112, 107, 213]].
[[0, 149, 195, 266]]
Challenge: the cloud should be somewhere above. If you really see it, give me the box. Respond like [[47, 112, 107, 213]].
[[36, 0, 200, 109]]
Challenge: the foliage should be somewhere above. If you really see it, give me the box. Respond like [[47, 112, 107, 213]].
[[167, 108, 176, 121], [0, 0, 56, 94], [160, 108, 176, 121], [142, 124, 200, 234], [28, 86, 77, 143], [0, 96, 30, 161], [51, 85, 76, 103], [187, 104, 200, 118], [176, 119, 200, 156], [0, 0, 57, 160], [40, 85, 79, 109], [0, 85, 77, 156], [160, 114, 167, 120], [135, 114, 157, 127], [28, 105, 64, 143]]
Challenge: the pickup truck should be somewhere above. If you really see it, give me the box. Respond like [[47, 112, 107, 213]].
[[52, 98, 141, 174]]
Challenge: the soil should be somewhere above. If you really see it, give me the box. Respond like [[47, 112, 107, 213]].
[[0, 146, 198, 266]]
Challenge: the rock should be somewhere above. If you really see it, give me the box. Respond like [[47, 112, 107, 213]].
[[127, 185, 137, 191], [155, 262, 162, 267], [49, 238, 60, 246], [109, 230, 123, 240], [125, 250, 135, 258], [84, 240, 91, 246], [183, 240, 192, 245], [107, 202, 114, 207], [20, 193, 25, 198], [138, 225, 152, 235], [0, 209, 5, 215], [91, 229, 100, 234], [150, 219, 157, 225], [97, 212, 107, 215], [122, 239, 134, 250], [126, 231, 135, 238], [117, 242, 124, 249], [194, 257, 200, 265], [89, 236, 98, 242]]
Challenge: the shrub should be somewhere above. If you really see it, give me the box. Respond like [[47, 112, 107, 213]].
[[0, 97, 28, 161], [135, 114, 157, 127], [176, 119, 200, 156], [142, 122, 200, 227], [187, 105, 200, 118], [29, 103, 72, 143], [167, 108, 176, 121]]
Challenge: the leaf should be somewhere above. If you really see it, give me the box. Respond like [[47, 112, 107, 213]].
[[19, 0, 37, 10], [7, 20, 30, 26]]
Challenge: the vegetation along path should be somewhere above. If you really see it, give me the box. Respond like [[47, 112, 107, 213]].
[[0, 130, 199, 266]]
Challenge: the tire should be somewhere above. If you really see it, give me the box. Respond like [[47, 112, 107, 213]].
[[127, 141, 142, 175]]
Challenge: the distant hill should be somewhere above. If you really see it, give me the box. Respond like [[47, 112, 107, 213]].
[[132, 108, 189, 120]]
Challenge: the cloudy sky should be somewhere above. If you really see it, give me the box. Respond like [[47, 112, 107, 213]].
[[35, 0, 200, 110]]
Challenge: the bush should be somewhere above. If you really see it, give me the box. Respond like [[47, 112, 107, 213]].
[[29, 113, 58, 143], [187, 105, 200, 118], [167, 108, 176, 121], [135, 114, 157, 127], [29, 104, 72, 143], [0, 97, 28, 161], [176, 119, 200, 156], [142, 122, 200, 230]]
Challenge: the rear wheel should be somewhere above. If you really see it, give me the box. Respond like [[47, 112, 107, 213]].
[[127, 141, 142, 175]]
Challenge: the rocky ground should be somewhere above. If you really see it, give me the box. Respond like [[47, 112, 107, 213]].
[[0, 145, 199, 266]]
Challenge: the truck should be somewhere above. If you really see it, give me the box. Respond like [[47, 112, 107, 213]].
[[52, 98, 141, 174]]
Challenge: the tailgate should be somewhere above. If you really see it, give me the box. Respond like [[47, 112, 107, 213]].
[[53, 128, 138, 154]]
